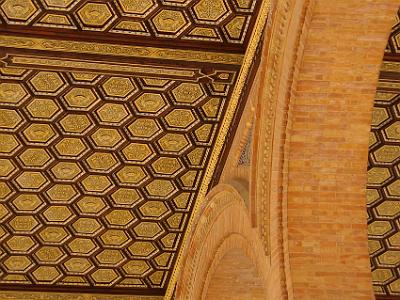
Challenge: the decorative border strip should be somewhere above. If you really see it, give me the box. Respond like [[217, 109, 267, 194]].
[[163, 0, 272, 298], [0, 290, 163, 300], [0, 35, 243, 65]]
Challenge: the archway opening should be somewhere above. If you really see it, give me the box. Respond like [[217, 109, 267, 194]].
[[204, 248, 267, 300]]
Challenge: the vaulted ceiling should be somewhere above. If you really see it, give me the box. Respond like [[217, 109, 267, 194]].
[[368, 8, 400, 299], [0, 0, 268, 299]]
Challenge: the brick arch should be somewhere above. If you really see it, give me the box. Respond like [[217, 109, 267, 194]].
[[174, 184, 269, 300], [174, 1, 399, 299], [255, 0, 399, 299]]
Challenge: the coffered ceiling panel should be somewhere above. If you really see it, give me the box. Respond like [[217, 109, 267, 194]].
[[368, 8, 400, 299], [0, 0, 269, 299], [0, 0, 261, 51]]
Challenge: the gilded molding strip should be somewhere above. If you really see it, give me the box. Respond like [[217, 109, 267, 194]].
[[0, 291, 163, 300], [0, 35, 243, 65], [381, 61, 400, 73], [6, 55, 197, 79], [378, 81, 400, 90], [163, 0, 272, 299]]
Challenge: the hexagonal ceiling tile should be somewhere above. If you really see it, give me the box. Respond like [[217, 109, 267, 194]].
[[76, 2, 114, 28], [152, 9, 189, 35], [1, 0, 39, 22]]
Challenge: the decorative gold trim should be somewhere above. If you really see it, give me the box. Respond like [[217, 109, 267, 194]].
[[163, 0, 272, 298], [382, 61, 400, 73], [0, 35, 243, 65], [6, 55, 197, 79], [0, 291, 163, 300]]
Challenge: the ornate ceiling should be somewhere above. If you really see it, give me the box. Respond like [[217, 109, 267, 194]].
[[0, 0, 269, 299], [368, 8, 400, 299]]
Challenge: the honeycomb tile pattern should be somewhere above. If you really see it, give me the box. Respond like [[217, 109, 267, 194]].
[[0, 66, 235, 291], [368, 9, 400, 297], [0, 0, 259, 45]]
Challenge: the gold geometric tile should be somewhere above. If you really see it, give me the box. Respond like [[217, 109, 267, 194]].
[[375, 201, 400, 217], [67, 238, 98, 256], [0, 133, 21, 155], [145, 179, 177, 197], [14, 171, 48, 191], [388, 232, 400, 248], [30, 71, 66, 94], [110, 188, 143, 207], [371, 107, 390, 128], [0, 158, 17, 178], [96, 103, 129, 125], [42, 0, 76, 9], [127, 118, 161, 140], [63, 257, 93, 275], [378, 251, 400, 266], [385, 121, 400, 141], [63, 87, 100, 110], [0, 182, 13, 201], [100, 229, 129, 247], [386, 179, 400, 197], [59, 114, 94, 135], [128, 241, 157, 258], [172, 82, 205, 104], [116, 0, 156, 17], [133, 221, 163, 239], [104, 210, 136, 227], [134, 93, 168, 115], [3, 256, 33, 272], [8, 215, 40, 233], [90, 268, 119, 284], [373, 145, 400, 163], [139, 201, 169, 219], [1, 0, 38, 22], [71, 218, 103, 235], [369, 240, 383, 255], [54, 137, 88, 158], [22, 123, 57, 145], [81, 175, 113, 194], [116, 166, 148, 186], [34, 246, 65, 264], [368, 221, 393, 237], [0, 109, 23, 130], [25, 98, 61, 120], [45, 184, 79, 203], [121, 143, 154, 164], [122, 260, 151, 277], [12, 194, 45, 213], [38, 226, 71, 244], [85, 152, 120, 173], [372, 268, 394, 284], [50, 162, 83, 181], [164, 109, 197, 129], [31, 266, 62, 283], [18, 148, 53, 169], [152, 10, 188, 34], [6, 236, 37, 253], [91, 128, 124, 149], [158, 133, 190, 153], [367, 167, 391, 185], [193, 0, 229, 23], [151, 157, 183, 175], [76, 2, 114, 28], [102, 77, 137, 99], [42, 206, 74, 224], [95, 249, 126, 266], [75, 196, 108, 216], [0, 82, 28, 105]]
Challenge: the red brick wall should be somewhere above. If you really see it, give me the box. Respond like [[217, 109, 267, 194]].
[[285, 1, 398, 299]]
